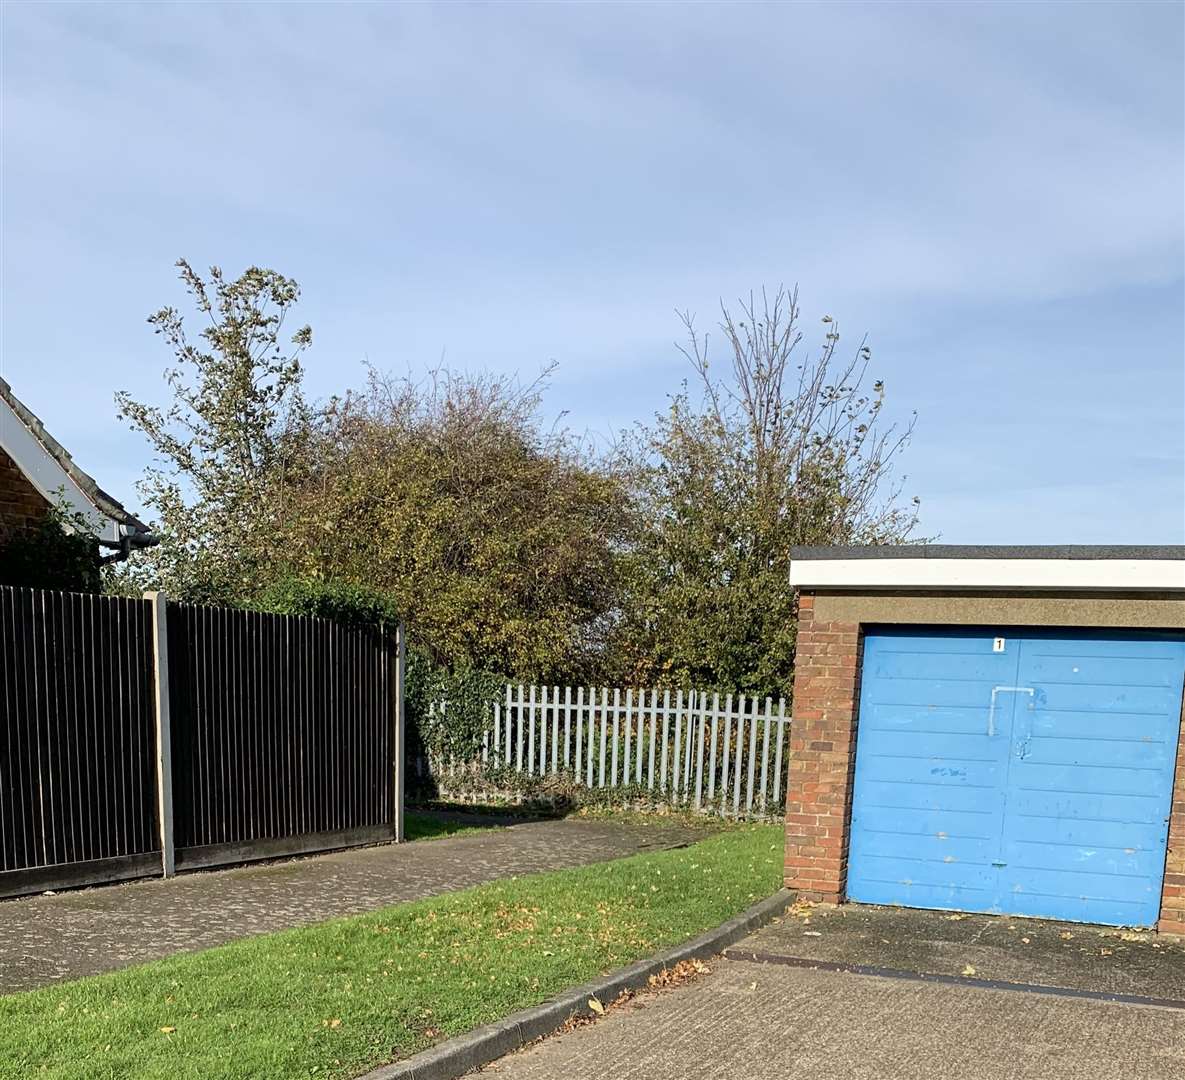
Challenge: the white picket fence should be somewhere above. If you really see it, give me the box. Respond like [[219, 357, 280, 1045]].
[[428, 685, 790, 819]]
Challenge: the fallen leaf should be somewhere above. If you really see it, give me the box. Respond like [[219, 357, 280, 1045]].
[[1100, 948, 1113, 957], [961, 965, 977, 976], [748, 982, 758, 991], [159, 1026, 176, 1035], [647, 959, 711, 991], [588, 997, 605, 1016], [1021, 937, 1030, 944]]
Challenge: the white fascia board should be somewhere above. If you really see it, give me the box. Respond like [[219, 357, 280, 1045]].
[[788, 558, 1185, 592], [0, 394, 120, 544]]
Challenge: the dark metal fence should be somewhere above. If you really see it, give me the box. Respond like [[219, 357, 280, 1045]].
[[0, 588, 160, 892], [0, 585, 404, 898], [168, 604, 398, 870]]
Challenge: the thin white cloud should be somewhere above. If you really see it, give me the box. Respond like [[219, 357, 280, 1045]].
[[1, 0, 1181, 540]]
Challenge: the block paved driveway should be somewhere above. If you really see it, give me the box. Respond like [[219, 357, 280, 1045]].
[[482, 956, 1185, 1080], [0, 815, 706, 994]]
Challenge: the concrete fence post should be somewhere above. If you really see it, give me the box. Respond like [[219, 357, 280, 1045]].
[[144, 590, 175, 877], [392, 622, 406, 842]]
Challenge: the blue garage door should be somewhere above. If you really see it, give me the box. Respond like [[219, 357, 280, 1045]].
[[847, 628, 1185, 927]]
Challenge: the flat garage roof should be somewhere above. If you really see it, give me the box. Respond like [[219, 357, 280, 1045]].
[[789, 545, 1185, 592]]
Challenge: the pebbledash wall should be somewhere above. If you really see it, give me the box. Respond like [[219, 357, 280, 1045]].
[[782, 546, 1185, 935]]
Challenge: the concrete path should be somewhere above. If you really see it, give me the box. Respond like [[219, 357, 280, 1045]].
[[0, 815, 706, 994], [483, 955, 1185, 1080], [735, 900, 1185, 1000], [483, 902, 1185, 1079]]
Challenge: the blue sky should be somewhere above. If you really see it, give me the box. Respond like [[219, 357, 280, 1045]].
[[2, 1, 1182, 542]]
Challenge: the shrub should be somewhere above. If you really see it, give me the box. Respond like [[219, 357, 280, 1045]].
[[0, 502, 101, 593]]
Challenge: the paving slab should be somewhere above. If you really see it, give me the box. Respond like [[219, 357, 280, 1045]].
[[732, 901, 1185, 1000], [0, 815, 707, 994], [481, 956, 1185, 1080]]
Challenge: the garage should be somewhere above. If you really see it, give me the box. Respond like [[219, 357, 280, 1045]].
[[782, 546, 1185, 933]]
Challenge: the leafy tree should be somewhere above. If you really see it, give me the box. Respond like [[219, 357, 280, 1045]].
[[115, 261, 629, 685], [614, 286, 919, 697], [276, 365, 630, 683], [112, 260, 312, 601]]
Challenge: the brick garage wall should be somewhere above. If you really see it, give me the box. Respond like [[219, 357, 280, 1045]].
[[0, 447, 49, 537], [1160, 695, 1185, 936], [784, 589, 1185, 934], [782, 592, 862, 902]]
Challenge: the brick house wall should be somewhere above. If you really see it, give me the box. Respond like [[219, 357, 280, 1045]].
[[783, 587, 1185, 935], [0, 446, 50, 537]]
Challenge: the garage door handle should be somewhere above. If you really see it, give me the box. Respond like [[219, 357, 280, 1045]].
[[988, 686, 1035, 737]]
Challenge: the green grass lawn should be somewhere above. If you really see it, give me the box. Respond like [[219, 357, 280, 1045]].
[[2, 824, 782, 1080]]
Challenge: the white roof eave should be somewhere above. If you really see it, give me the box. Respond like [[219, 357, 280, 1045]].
[[0, 392, 122, 545], [788, 558, 1185, 593]]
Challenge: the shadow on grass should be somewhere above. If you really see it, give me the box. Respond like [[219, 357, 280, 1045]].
[[407, 803, 738, 841], [403, 806, 556, 841]]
